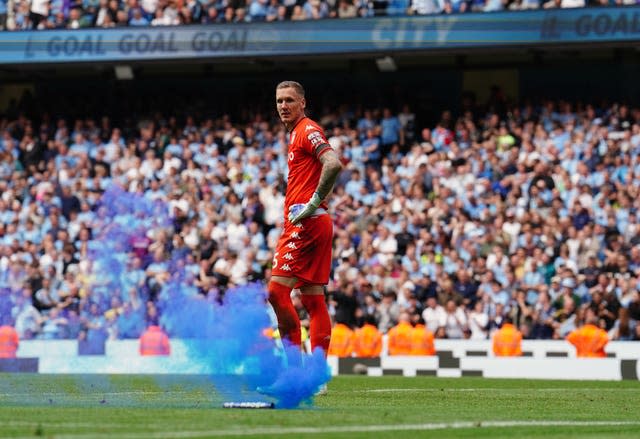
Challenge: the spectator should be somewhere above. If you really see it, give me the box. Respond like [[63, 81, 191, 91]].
[[1, 89, 640, 350], [421, 296, 445, 334], [30, 0, 50, 29], [608, 308, 636, 341], [467, 300, 489, 339], [40, 307, 69, 340], [302, 0, 329, 18], [442, 299, 467, 339], [376, 290, 400, 333], [337, 0, 357, 17], [248, 0, 269, 20], [0, 0, 7, 30]]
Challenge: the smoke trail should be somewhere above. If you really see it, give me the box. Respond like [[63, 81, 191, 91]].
[[87, 185, 331, 408]]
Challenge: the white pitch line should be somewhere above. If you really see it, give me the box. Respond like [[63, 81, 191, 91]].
[[0, 389, 190, 398], [352, 388, 640, 393], [6, 420, 640, 439]]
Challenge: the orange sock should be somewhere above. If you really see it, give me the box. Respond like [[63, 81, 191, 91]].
[[301, 294, 331, 357], [267, 281, 301, 348]]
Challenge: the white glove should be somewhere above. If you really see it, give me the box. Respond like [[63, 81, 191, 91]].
[[288, 192, 322, 225]]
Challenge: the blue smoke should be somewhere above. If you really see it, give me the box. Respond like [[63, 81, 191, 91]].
[[88, 185, 331, 409]]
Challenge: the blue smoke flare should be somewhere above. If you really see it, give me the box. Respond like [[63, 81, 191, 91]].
[[87, 185, 331, 408]]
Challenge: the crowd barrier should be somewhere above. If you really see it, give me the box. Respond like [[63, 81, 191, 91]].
[[1, 339, 638, 380]]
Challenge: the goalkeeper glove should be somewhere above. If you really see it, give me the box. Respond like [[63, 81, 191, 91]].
[[288, 192, 322, 225]]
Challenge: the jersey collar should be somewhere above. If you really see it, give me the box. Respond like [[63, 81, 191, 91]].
[[289, 116, 307, 133]]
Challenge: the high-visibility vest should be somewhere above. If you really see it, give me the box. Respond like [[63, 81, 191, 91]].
[[567, 324, 608, 358], [387, 322, 413, 355], [0, 326, 18, 359], [492, 323, 523, 357], [328, 323, 354, 357], [354, 324, 382, 357], [139, 326, 171, 356], [409, 324, 436, 356]]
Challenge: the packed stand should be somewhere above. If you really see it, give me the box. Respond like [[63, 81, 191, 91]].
[[1, 91, 640, 346], [0, 0, 635, 31]]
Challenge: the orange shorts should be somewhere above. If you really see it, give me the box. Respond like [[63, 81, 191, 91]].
[[271, 213, 333, 288]]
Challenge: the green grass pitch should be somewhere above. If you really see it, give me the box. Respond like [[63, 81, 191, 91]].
[[0, 374, 639, 438]]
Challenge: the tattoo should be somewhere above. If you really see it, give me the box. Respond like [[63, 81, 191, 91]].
[[314, 143, 331, 157], [316, 147, 343, 200]]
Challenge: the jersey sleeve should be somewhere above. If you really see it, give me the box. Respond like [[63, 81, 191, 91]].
[[300, 123, 330, 157]]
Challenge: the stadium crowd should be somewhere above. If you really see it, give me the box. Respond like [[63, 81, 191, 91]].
[[0, 0, 636, 31], [1, 88, 640, 347]]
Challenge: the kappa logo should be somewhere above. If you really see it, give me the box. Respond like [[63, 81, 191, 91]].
[[305, 124, 316, 131], [283, 253, 294, 260], [291, 232, 300, 239], [281, 264, 292, 271], [286, 242, 298, 250], [290, 132, 296, 143]]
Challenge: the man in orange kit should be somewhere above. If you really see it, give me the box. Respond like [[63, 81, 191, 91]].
[[492, 317, 522, 357], [354, 315, 382, 357], [266, 81, 343, 365], [567, 312, 608, 358]]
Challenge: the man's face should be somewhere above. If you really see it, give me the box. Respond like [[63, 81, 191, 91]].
[[276, 87, 305, 126]]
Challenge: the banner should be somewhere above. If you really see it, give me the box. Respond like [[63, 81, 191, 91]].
[[1, 6, 639, 64]]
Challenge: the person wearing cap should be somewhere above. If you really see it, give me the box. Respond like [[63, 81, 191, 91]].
[[553, 277, 581, 310], [566, 310, 609, 358], [492, 316, 522, 357], [549, 276, 562, 301]]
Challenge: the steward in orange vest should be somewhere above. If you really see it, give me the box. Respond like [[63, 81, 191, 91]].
[[410, 322, 436, 356], [328, 322, 354, 357], [0, 325, 19, 358], [139, 325, 171, 356], [353, 316, 382, 358], [567, 317, 609, 358], [492, 318, 523, 357], [387, 312, 413, 355]]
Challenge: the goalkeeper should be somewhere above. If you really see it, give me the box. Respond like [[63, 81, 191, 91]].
[[267, 80, 342, 364]]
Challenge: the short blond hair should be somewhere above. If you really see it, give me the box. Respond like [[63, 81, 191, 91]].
[[276, 81, 305, 98]]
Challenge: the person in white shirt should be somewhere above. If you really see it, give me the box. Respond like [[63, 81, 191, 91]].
[[421, 296, 446, 333], [443, 299, 467, 339], [468, 300, 489, 340]]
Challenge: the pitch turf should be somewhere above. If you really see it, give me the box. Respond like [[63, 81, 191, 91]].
[[0, 374, 639, 438]]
